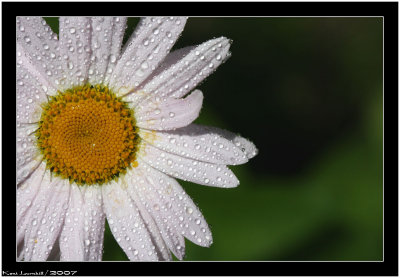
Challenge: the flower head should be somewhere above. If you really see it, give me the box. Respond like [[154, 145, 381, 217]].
[[17, 16, 257, 261]]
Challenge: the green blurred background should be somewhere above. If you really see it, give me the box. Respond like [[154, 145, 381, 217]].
[[45, 17, 383, 261]]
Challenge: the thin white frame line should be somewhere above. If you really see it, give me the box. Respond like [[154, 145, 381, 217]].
[[15, 16, 386, 263]]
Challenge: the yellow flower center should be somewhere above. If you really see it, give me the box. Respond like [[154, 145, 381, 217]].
[[36, 84, 139, 185]]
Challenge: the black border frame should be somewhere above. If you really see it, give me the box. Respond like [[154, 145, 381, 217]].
[[3, 1, 397, 276]]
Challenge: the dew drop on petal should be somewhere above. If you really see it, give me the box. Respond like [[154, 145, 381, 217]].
[[186, 207, 193, 214]]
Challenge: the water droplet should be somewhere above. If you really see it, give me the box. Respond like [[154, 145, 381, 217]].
[[69, 27, 76, 34], [186, 207, 193, 214], [141, 62, 149, 70]]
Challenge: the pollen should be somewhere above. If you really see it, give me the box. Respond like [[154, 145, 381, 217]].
[[36, 84, 140, 186]]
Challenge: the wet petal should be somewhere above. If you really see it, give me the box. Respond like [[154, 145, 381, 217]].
[[136, 90, 203, 131], [16, 125, 42, 186], [127, 160, 214, 256], [17, 62, 49, 125], [126, 164, 185, 259], [123, 46, 195, 106], [138, 142, 239, 188], [88, 17, 127, 85], [127, 187, 172, 260], [59, 17, 91, 88], [140, 36, 231, 100], [139, 123, 248, 165], [202, 126, 259, 159], [21, 174, 70, 261], [60, 185, 105, 261], [17, 163, 46, 246], [102, 181, 159, 261], [16, 17, 62, 92], [109, 17, 187, 95]]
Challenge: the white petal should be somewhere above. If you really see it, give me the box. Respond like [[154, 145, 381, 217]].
[[16, 17, 62, 92], [136, 90, 203, 131], [139, 124, 248, 165], [88, 17, 127, 85], [17, 62, 48, 124], [202, 126, 259, 159], [138, 142, 239, 188], [140, 36, 231, 100], [125, 166, 184, 259], [127, 160, 214, 253], [59, 17, 91, 88], [16, 125, 42, 186], [17, 163, 46, 225], [21, 174, 70, 261], [102, 181, 159, 261], [81, 187, 106, 261], [123, 46, 195, 106], [60, 185, 105, 261], [109, 17, 187, 95], [127, 186, 172, 260], [17, 163, 46, 247], [59, 185, 84, 261]]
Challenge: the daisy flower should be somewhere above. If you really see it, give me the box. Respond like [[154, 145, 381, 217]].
[[16, 16, 257, 261]]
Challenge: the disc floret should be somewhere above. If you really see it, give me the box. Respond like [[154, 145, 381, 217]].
[[36, 84, 140, 185]]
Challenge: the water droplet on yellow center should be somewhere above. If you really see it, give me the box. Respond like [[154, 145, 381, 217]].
[[36, 84, 139, 185]]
